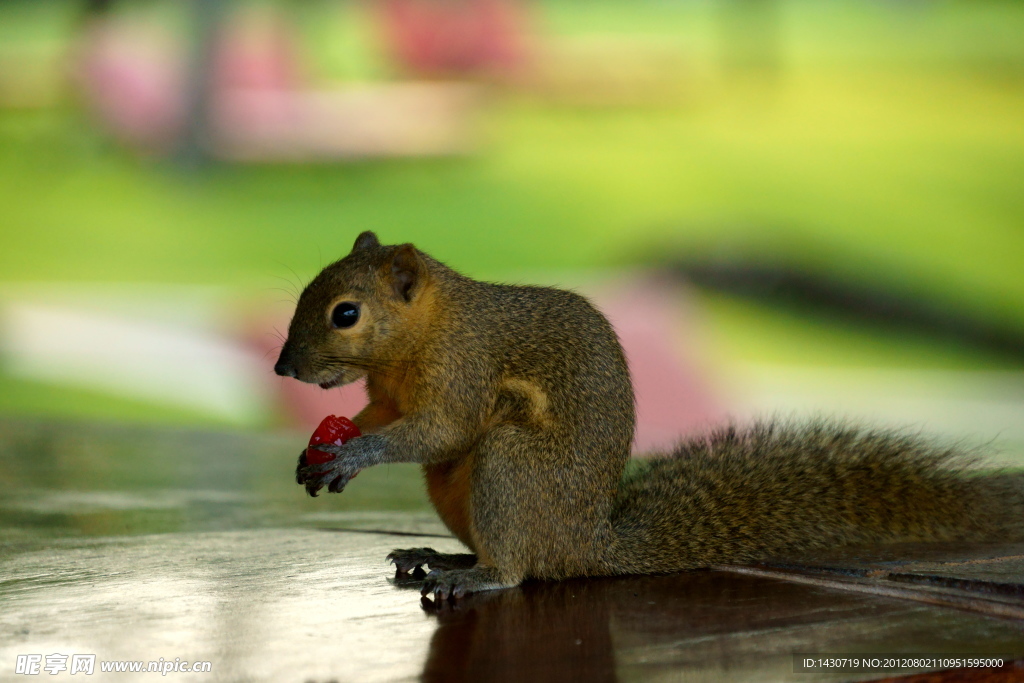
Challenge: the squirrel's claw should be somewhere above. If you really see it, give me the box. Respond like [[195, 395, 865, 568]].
[[328, 474, 353, 493], [420, 570, 451, 601], [294, 450, 327, 496], [419, 567, 512, 603], [296, 434, 384, 496], [387, 549, 478, 578], [295, 450, 308, 485], [420, 571, 467, 602], [304, 479, 323, 497], [297, 458, 358, 497], [386, 547, 440, 574]]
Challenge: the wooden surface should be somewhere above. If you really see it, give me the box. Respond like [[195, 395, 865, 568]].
[[1, 417, 1023, 682]]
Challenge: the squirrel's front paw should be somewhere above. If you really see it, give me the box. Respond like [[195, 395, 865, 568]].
[[296, 434, 386, 497], [420, 567, 516, 602], [296, 451, 359, 497]]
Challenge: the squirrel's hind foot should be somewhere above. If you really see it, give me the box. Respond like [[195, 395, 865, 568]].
[[419, 567, 517, 602], [387, 548, 477, 575]]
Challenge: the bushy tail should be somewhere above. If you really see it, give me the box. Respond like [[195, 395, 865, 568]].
[[601, 419, 1024, 575]]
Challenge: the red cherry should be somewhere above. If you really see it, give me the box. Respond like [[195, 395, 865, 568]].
[[306, 415, 361, 466], [305, 449, 336, 466]]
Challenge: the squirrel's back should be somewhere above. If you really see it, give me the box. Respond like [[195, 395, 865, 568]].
[[433, 275, 636, 460]]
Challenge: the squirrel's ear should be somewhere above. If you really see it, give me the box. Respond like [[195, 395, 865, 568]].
[[390, 244, 424, 302], [352, 231, 381, 252]]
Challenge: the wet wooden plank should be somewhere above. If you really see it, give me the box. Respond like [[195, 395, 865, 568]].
[[866, 659, 1024, 683], [5, 525, 1023, 683], [740, 543, 1024, 623], [2, 418, 1024, 681]]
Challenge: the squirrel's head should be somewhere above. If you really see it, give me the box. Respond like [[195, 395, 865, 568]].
[[274, 231, 431, 388]]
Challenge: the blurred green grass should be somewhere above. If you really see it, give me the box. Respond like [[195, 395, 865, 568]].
[[1, 0, 1023, 425]]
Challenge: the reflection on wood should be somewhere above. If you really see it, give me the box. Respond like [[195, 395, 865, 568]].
[[2, 418, 1024, 681]]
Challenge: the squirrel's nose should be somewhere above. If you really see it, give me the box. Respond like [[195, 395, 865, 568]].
[[274, 350, 298, 378], [274, 360, 297, 378]]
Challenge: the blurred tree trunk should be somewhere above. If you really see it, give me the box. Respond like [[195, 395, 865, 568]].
[[174, 0, 228, 169]]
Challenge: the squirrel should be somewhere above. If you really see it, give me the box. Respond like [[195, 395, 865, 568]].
[[274, 231, 1024, 601]]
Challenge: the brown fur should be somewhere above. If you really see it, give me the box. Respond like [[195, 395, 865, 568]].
[[603, 420, 1024, 575], [424, 457, 477, 550], [276, 232, 1024, 597]]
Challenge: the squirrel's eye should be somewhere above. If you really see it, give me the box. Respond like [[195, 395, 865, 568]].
[[331, 302, 360, 329]]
